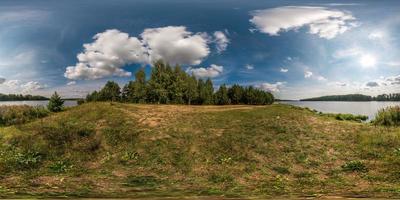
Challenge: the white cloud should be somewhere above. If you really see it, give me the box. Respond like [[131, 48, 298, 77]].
[[368, 31, 384, 40], [245, 64, 254, 70], [21, 81, 45, 93], [141, 26, 210, 65], [65, 29, 145, 80], [329, 81, 348, 87], [333, 47, 361, 59], [280, 68, 288, 73], [213, 31, 229, 53], [383, 61, 400, 67], [0, 78, 5, 84], [187, 64, 223, 78], [257, 82, 286, 92], [1, 79, 45, 94], [250, 6, 356, 39], [65, 26, 214, 80], [304, 70, 313, 78], [67, 81, 76, 86], [304, 70, 327, 81]]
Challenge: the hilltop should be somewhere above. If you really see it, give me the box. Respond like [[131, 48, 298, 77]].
[[0, 102, 400, 198]]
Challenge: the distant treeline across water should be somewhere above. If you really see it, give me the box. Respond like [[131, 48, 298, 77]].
[[301, 94, 400, 101], [0, 93, 48, 101]]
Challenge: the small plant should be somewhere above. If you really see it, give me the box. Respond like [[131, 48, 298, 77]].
[[373, 106, 400, 126], [47, 92, 64, 112], [120, 151, 139, 164], [342, 160, 368, 172], [49, 160, 72, 173]]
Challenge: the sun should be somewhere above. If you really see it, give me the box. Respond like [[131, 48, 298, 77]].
[[359, 54, 377, 68]]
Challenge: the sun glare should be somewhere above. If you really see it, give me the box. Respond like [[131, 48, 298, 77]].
[[359, 54, 377, 68]]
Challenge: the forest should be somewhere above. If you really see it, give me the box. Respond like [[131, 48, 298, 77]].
[[86, 61, 274, 105], [0, 93, 48, 101], [301, 93, 400, 101]]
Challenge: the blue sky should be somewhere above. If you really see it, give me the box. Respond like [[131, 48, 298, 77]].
[[0, 0, 399, 99]]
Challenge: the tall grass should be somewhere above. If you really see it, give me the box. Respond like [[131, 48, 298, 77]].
[[0, 105, 49, 126], [373, 106, 400, 126]]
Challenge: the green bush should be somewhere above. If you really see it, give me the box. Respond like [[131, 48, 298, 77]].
[[334, 113, 368, 122], [373, 106, 400, 126], [0, 105, 49, 126], [341, 160, 368, 172]]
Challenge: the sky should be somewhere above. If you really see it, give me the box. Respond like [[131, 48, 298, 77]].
[[0, 0, 399, 100]]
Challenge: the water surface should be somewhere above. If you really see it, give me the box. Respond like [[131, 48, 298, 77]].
[[279, 101, 400, 120]]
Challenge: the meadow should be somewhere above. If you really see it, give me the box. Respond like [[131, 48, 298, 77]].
[[0, 102, 400, 198]]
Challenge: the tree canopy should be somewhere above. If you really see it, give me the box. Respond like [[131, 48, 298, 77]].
[[86, 61, 274, 105]]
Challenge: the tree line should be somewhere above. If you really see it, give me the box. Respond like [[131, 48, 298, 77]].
[[0, 93, 48, 101], [301, 93, 400, 101], [86, 61, 274, 105]]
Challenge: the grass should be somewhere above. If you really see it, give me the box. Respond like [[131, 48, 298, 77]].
[[373, 106, 400, 126], [0, 102, 400, 198]]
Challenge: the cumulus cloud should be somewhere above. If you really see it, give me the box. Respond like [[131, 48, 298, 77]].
[[0, 77, 5, 84], [257, 82, 285, 92], [187, 64, 223, 78], [280, 68, 288, 73], [65, 26, 216, 80], [141, 26, 210, 65], [1, 80, 45, 93], [213, 31, 229, 53], [250, 6, 356, 39], [245, 64, 254, 70]]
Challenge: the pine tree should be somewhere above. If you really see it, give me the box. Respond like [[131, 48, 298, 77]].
[[47, 92, 64, 112], [228, 84, 244, 104], [215, 84, 230, 105]]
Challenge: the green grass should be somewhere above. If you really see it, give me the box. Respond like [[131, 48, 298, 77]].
[[0, 102, 400, 198], [373, 106, 400, 126]]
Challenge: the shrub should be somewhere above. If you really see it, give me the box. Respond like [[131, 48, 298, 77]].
[[0, 105, 49, 126], [341, 160, 368, 172], [373, 106, 400, 126]]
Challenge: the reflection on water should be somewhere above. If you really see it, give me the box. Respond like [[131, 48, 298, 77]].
[[279, 101, 400, 120], [0, 100, 77, 107]]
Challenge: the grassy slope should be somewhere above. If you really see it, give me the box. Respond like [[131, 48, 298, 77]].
[[1, 102, 400, 198]]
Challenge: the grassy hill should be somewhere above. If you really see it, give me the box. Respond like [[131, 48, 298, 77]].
[[1, 102, 400, 198]]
